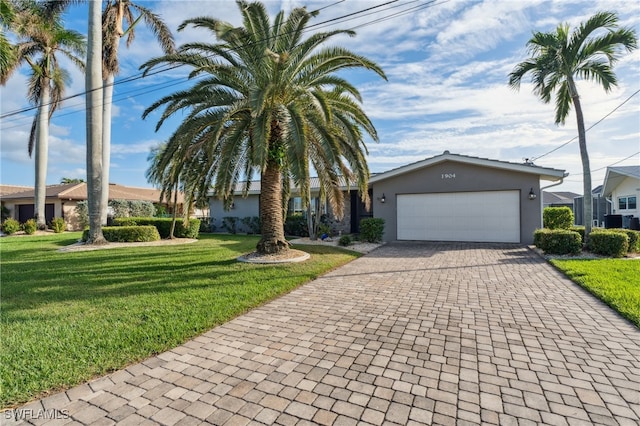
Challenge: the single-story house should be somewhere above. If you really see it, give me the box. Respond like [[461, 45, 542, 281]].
[[209, 151, 566, 244], [600, 165, 640, 229], [543, 191, 580, 210], [0, 183, 184, 231]]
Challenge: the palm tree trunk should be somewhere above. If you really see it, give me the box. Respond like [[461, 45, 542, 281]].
[[85, 0, 106, 244], [170, 183, 178, 239], [570, 83, 592, 243], [100, 74, 114, 225], [34, 81, 49, 229], [257, 160, 289, 254]]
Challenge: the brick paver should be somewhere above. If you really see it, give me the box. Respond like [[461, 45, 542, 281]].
[[5, 242, 640, 425]]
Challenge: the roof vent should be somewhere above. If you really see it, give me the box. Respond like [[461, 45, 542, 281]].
[[443, 150, 450, 155]]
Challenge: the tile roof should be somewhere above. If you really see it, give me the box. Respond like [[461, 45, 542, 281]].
[[0, 184, 33, 196], [0, 183, 183, 203]]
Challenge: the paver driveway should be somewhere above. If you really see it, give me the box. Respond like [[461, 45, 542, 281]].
[[7, 242, 640, 425]]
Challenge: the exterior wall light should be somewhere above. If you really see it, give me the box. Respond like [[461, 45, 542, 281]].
[[379, 193, 386, 203], [528, 188, 537, 200]]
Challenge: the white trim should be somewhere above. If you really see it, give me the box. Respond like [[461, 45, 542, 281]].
[[370, 152, 565, 184]]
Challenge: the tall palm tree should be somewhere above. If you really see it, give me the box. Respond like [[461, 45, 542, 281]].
[[1, 0, 85, 228], [85, 0, 105, 244], [141, 0, 386, 255], [509, 11, 637, 241], [100, 0, 175, 224]]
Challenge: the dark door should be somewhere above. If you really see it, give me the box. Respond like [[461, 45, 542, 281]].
[[350, 190, 373, 233], [17, 204, 54, 224]]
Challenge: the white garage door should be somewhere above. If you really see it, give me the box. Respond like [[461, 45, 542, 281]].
[[397, 191, 520, 243]]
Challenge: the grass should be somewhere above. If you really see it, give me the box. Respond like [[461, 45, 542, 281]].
[[0, 233, 359, 408], [550, 258, 640, 328]]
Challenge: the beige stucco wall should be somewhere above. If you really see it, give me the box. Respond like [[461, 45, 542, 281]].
[[371, 160, 544, 244]]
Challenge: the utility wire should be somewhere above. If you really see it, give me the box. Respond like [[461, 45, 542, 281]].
[[532, 89, 640, 162], [0, 0, 405, 121]]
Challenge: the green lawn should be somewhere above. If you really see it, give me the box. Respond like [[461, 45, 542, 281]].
[[0, 233, 359, 408], [551, 258, 640, 328]]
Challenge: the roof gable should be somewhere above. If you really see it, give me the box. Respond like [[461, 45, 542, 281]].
[[369, 151, 566, 183], [601, 166, 640, 196]]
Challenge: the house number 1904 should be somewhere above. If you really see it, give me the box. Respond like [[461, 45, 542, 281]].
[[441, 173, 456, 179]]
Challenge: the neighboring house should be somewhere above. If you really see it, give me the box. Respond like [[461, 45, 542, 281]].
[[600, 165, 640, 229], [0, 183, 183, 230], [209, 151, 566, 244], [573, 185, 610, 227], [543, 191, 580, 209]]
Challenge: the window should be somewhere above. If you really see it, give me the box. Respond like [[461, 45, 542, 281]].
[[618, 195, 637, 210]]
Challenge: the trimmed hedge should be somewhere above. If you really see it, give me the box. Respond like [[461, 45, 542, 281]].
[[611, 229, 639, 253], [112, 217, 200, 239], [82, 226, 161, 243], [338, 235, 353, 247], [569, 226, 585, 244], [587, 231, 629, 258], [360, 218, 385, 243], [533, 229, 582, 255], [543, 207, 574, 229]]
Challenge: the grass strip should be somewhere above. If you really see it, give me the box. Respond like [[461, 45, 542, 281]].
[[550, 258, 640, 328]]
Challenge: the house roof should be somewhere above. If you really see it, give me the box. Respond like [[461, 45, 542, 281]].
[[543, 191, 580, 205], [0, 183, 183, 203], [601, 166, 640, 197], [0, 184, 33, 196], [369, 151, 566, 183], [215, 176, 358, 197]]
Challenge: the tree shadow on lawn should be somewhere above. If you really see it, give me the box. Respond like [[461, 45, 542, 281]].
[[1, 242, 346, 316]]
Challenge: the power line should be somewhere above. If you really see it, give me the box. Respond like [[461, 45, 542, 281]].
[[532, 89, 640, 162], [562, 151, 640, 180], [0, 0, 406, 121]]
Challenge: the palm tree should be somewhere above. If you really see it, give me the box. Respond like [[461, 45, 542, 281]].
[[140, 0, 386, 255], [1, 0, 16, 73], [1, 0, 85, 229], [509, 11, 637, 241], [60, 177, 85, 183], [85, 0, 105, 244], [100, 0, 175, 224]]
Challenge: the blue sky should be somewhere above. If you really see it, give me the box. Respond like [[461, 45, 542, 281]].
[[1, 0, 639, 195]]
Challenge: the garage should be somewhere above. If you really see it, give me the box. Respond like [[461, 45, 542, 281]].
[[397, 190, 520, 243]]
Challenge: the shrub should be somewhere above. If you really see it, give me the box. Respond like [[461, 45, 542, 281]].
[[222, 216, 238, 234], [543, 207, 574, 229], [360, 218, 385, 243], [75, 201, 89, 229], [23, 219, 37, 235], [587, 231, 629, 258], [338, 235, 353, 247], [1, 218, 20, 235], [241, 216, 260, 234], [112, 217, 200, 239], [533, 229, 582, 255], [610, 229, 639, 253], [109, 199, 156, 218], [198, 217, 214, 233], [51, 217, 66, 233], [569, 226, 585, 244], [82, 226, 160, 243], [285, 214, 308, 237]]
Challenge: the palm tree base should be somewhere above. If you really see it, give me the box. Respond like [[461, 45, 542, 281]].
[[238, 248, 309, 264], [256, 238, 291, 255]]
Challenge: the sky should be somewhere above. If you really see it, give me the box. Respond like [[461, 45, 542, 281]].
[[1, 0, 639, 195]]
